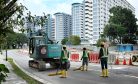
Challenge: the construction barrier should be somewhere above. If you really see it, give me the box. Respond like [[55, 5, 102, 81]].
[[108, 53, 116, 64], [122, 58, 126, 65], [115, 57, 119, 65], [70, 54, 79, 62], [89, 52, 99, 63], [68, 48, 137, 66], [129, 57, 132, 65], [114, 55, 133, 65], [132, 55, 138, 62]]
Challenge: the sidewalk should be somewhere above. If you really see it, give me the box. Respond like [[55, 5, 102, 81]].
[[0, 54, 27, 84]]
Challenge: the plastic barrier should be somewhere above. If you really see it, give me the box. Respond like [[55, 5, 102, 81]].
[[70, 54, 79, 62], [115, 57, 119, 65], [122, 58, 126, 65], [114, 56, 134, 65], [128, 57, 132, 65], [132, 55, 138, 62], [89, 52, 99, 63]]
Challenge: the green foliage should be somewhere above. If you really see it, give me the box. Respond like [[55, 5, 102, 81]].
[[0, 36, 6, 46], [61, 35, 81, 45], [61, 37, 68, 45], [0, 0, 27, 36], [25, 12, 47, 33], [0, 64, 9, 82], [109, 6, 137, 34], [70, 35, 80, 45], [104, 24, 125, 42], [16, 33, 28, 48], [6, 33, 28, 49], [96, 38, 107, 47], [104, 6, 137, 44]]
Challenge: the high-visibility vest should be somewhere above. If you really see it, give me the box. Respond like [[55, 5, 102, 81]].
[[83, 51, 88, 58], [101, 48, 108, 58], [62, 50, 68, 59]]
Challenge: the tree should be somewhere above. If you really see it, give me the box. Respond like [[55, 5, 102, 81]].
[[6, 33, 17, 49], [0, 0, 27, 36], [96, 38, 107, 47], [0, 64, 9, 82], [61, 37, 68, 45], [104, 6, 137, 44], [70, 35, 80, 45], [5, 33, 28, 49], [104, 24, 125, 44], [0, 0, 47, 82], [16, 33, 28, 48]]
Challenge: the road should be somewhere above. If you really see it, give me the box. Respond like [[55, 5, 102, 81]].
[[3, 49, 138, 84]]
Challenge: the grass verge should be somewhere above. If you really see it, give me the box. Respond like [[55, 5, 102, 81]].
[[8, 58, 43, 84]]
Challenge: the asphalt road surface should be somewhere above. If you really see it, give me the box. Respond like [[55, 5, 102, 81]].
[[3, 49, 138, 84]]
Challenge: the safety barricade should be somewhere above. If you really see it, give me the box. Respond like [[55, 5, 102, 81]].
[[70, 54, 80, 62], [113, 52, 137, 65], [18, 49, 29, 56], [132, 55, 138, 62], [89, 52, 99, 63]]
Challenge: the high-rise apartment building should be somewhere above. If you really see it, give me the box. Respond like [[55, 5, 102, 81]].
[[54, 12, 72, 43], [72, 0, 93, 44], [45, 14, 55, 40], [82, 0, 93, 44], [72, 0, 135, 44], [92, 0, 135, 44], [51, 18, 55, 41], [72, 3, 83, 38]]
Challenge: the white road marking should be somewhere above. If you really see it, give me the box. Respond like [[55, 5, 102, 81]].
[[124, 75, 138, 79]]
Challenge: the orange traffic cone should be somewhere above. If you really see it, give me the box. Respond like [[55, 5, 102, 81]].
[[123, 58, 126, 65], [115, 57, 119, 65], [129, 57, 133, 65]]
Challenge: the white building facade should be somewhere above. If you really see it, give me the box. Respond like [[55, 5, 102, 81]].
[[54, 13, 72, 43], [82, 0, 93, 44], [72, 0, 135, 44], [72, 3, 83, 38], [92, 0, 135, 44], [44, 14, 55, 41]]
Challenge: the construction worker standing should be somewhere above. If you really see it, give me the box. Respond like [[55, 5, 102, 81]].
[[81, 47, 89, 71], [60, 46, 69, 78], [98, 42, 109, 77]]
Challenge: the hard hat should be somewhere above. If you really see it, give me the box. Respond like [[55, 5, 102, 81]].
[[63, 45, 66, 48]]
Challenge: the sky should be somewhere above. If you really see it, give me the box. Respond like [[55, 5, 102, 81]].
[[18, 0, 82, 16], [19, 0, 138, 19]]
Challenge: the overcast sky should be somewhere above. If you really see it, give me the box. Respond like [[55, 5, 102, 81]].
[[19, 0, 138, 19]]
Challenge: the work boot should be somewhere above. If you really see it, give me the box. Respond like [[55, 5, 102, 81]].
[[105, 69, 109, 77], [81, 66, 84, 71], [60, 70, 64, 78], [65, 71, 68, 78], [100, 69, 105, 77], [86, 66, 88, 71]]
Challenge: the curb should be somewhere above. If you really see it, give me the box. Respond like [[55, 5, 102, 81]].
[[12, 59, 52, 84]]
